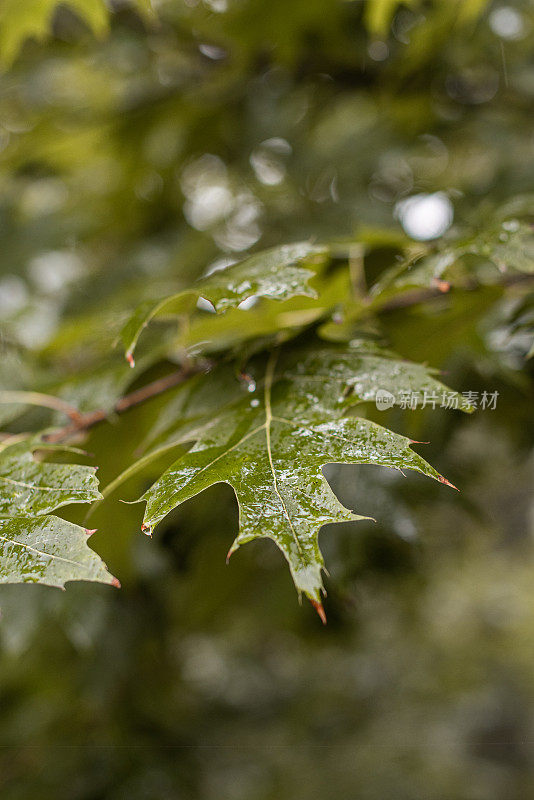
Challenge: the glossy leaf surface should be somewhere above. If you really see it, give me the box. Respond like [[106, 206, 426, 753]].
[[139, 343, 469, 602], [0, 438, 115, 587], [119, 242, 325, 364], [0, 438, 101, 518], [0, 515, 116, 587], [372, 216, 534, 302]]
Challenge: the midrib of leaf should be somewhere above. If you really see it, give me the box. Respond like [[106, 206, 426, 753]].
[[0, 532, 86, 569], [0, 474, 89, 493], [264, 351, 303, 558]]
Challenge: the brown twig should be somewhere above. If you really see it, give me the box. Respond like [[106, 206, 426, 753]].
[[378, 271, 534, 313], [43, 362, 209, 444], [379, 285, 452, 312]]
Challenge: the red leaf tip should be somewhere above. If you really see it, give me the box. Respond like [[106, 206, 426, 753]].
[[432, 278, 451, 293], [111, 577, 121, 589], [84, 528, 97, 537], [438, 475, 459, 491], [126, 352, 135, 368], [310, 599, 327, 625]]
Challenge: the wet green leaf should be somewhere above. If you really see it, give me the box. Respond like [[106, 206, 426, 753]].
[[0, 515, 116, 587], [0, 438, 101, 518], [0, 438, 115, 587], [138, 342, 469, 606], [119, 242, 326, 364], [372, 218, 534, 302]]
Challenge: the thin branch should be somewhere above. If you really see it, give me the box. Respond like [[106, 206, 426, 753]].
[[378, 271, 534, 313], [43, 362, 209, 444]]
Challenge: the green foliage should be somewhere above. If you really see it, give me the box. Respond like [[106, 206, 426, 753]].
[[365, 0, 489, 35], [0, 515, 115, 587], [139, 343, 469, 603], [0, 0, 152, 65], [0, 437, 100, 517], [0, 230, 489, 604], [372, 202, 534, 300], [120, 242, 326, 364], [0, 0, 533, 794], [0, 0, 108, 66], [0, 0, 531, 620], [0, 437, 115, 586]]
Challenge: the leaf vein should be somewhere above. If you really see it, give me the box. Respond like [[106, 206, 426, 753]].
[[0, 533, 85, 569], [264, 352, 303, 557]]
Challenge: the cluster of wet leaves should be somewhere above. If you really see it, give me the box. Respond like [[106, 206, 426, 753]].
[[0, 437, 115, 587], [1, 223, 531, 609]]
